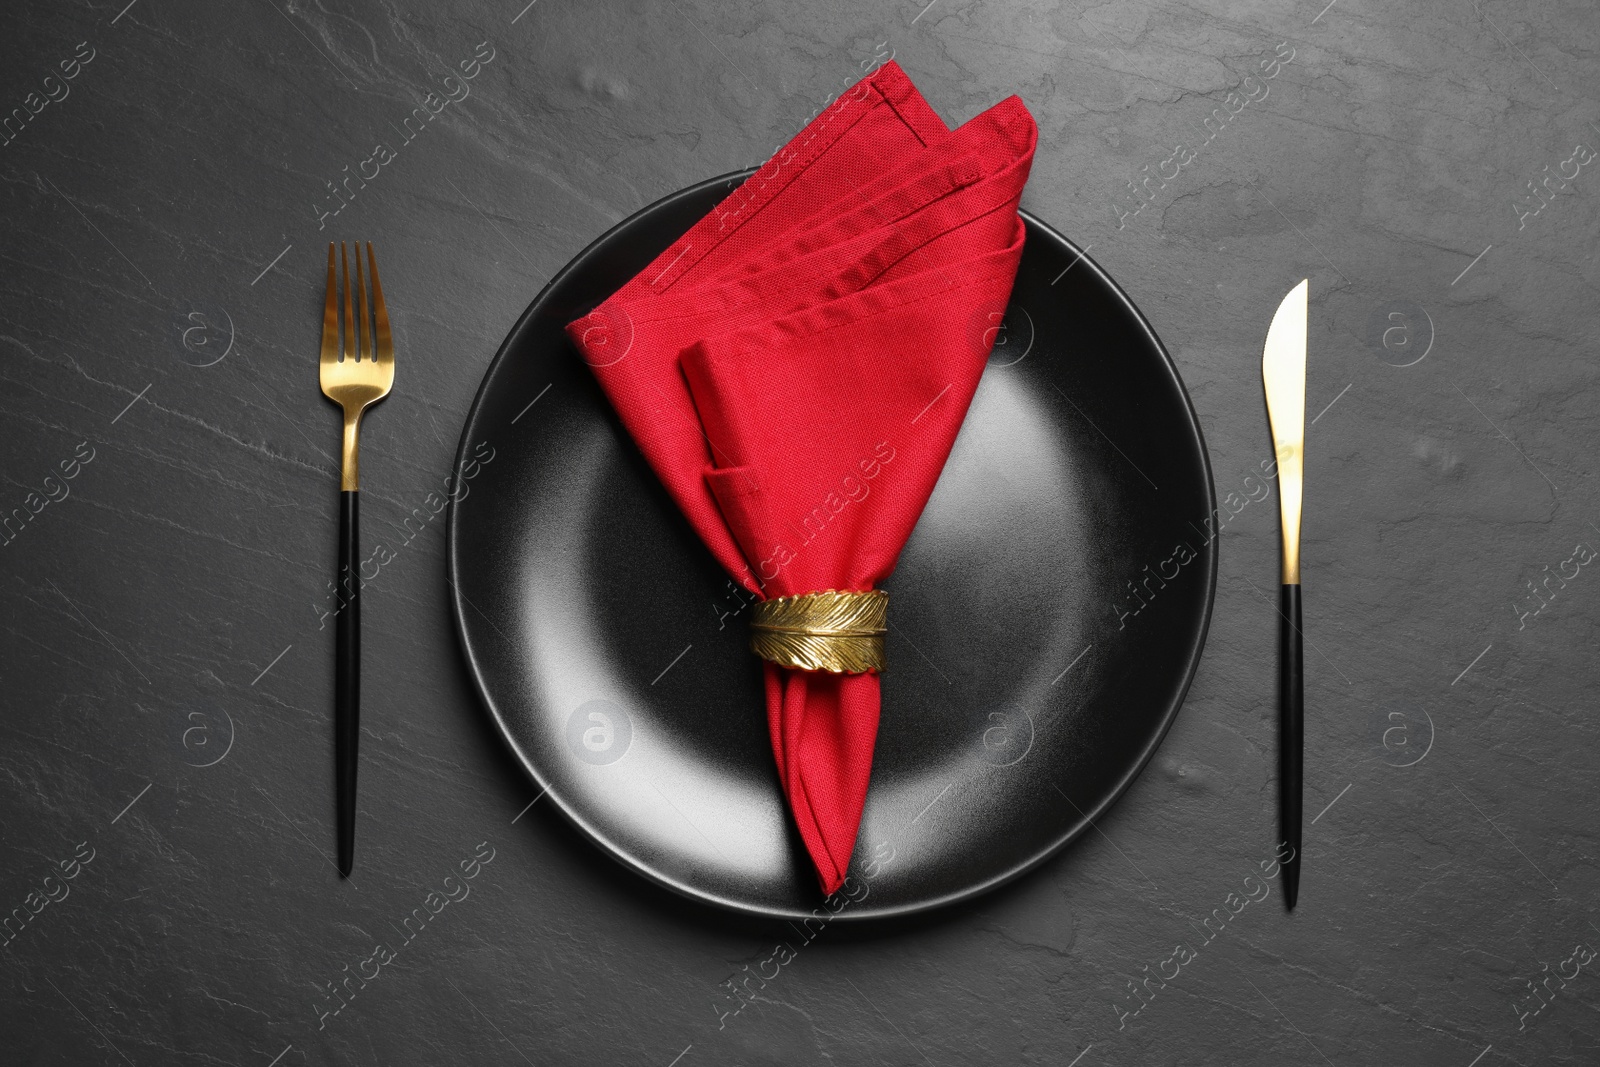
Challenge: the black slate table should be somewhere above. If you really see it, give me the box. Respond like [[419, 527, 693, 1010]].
[[2, 1, 1596, 1065]]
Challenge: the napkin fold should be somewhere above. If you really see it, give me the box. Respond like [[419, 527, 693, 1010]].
[[568, 62, 1036, 893]]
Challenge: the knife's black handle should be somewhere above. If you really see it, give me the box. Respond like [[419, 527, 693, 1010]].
[[335, 489, 359, 877], [1279, 583, 1302, 910]]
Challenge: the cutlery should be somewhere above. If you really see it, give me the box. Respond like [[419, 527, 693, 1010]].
[[1262, 278, 1307, 910], [319, 242, 394, 877]]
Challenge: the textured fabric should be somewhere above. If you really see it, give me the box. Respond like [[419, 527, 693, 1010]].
[[567, 62, 1037, 893]]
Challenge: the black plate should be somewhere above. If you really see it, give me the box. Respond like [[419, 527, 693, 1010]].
[[448, 170, 1217, 920]]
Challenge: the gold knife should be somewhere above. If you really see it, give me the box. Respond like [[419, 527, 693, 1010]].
[[1262, 278, 1307, 910]]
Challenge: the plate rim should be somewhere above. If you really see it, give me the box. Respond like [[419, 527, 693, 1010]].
[[447, 167, 1219, 921]]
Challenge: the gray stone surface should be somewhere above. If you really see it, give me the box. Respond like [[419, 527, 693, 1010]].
[[1, 0, 1596, 1064]]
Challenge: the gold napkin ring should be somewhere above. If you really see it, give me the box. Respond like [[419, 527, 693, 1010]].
[[749, 590, 887, 674]]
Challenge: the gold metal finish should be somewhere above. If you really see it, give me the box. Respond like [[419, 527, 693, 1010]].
[[749, 590, 888, 674], [320, 242, 394, 490], [1262, 278, 1307, 585]]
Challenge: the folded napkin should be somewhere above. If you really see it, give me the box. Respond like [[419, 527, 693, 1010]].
[[568, 63, 1036, 893]]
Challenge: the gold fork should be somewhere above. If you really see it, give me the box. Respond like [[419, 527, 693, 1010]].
[[319, 241, 394, 877]]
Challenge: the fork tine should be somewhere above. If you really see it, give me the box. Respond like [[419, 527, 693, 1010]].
[[367, 243, 393, 365], [320, 243, 339, 365], [355, 242, 371, 363], [341, 242, 354, 363]]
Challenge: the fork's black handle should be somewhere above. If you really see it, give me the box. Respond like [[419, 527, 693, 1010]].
[[335, 489, 359, 877], [1279, 583, 1303, 910]]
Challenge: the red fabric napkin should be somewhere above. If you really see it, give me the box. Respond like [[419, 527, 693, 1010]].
[[568, 62, 1036, 893]]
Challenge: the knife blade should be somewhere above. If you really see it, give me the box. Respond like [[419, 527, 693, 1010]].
[[1262, 278, 1307, 911]]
